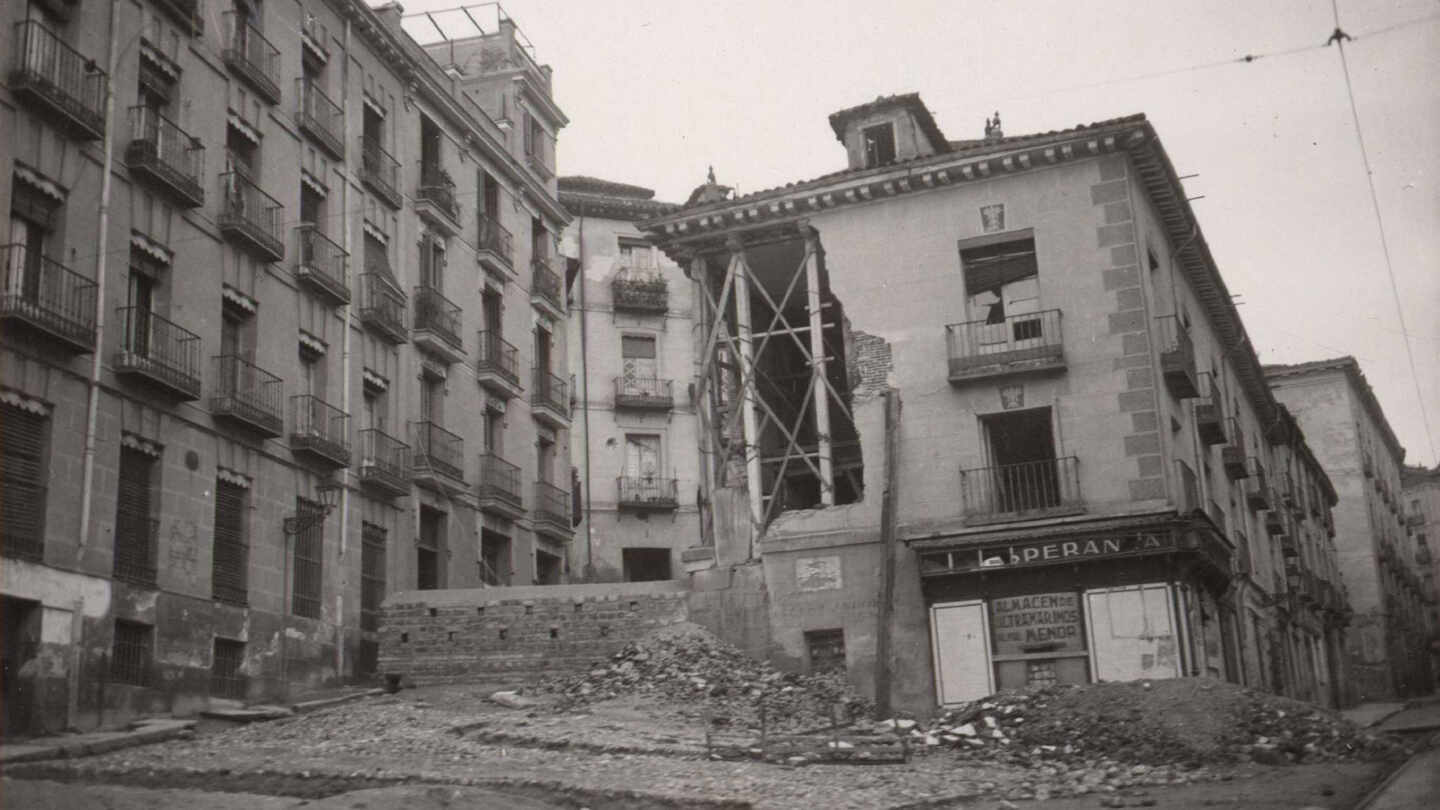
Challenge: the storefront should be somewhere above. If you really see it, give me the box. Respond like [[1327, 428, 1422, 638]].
[[913, 515, 1235, 706]]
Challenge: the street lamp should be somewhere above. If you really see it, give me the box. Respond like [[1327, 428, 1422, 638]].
[[279, 478, 343, 702]]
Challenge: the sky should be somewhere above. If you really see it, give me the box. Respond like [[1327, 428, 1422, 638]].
[[404, 0, 1440, 466]]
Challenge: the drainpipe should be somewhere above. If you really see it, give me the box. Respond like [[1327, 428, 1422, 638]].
[[336, 15, 354, 684], [576, 214, 594, 580], [78, 0, 122, 555]]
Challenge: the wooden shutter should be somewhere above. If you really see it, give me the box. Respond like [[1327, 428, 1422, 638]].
[[0, 404, 47, 557], [212, 480, 248, 604]]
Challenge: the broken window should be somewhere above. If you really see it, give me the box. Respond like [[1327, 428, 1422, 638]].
[[862, 123, 896, 168], [961, 236, 1041, 347], [804, 628, 846, 673]]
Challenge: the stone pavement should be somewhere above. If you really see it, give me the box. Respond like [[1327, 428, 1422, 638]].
[[0, 718, 195, 765], [1375, 697, 1440, 734], [1357, 733, 1440, 810], [1342, 701, 1407, 728]]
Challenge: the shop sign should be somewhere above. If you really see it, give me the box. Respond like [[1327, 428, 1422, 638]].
[[973, 532, 1174, 572], [990, 591, 1084, 655]]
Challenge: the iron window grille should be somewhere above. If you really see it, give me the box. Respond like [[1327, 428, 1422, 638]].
[[360, 522, 386, 632], [212, 479, 249, 605], [291, 498, 325, 618], [110, 620, 152, 686], [210, 638, 247, 700]]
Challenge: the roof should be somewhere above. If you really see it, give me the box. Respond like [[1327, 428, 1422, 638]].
[[827, 93, 950, 154], [1265, 356, 1406, 464], [558, 175, 679, 222], [558, 176, 656, 200]]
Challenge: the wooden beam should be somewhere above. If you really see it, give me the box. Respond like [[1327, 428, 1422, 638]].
[[873, 389, 902, 717], [803, 228, 834, 506]]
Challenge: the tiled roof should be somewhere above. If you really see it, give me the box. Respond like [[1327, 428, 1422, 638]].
[[558, 175, 656, 200], [558, 175, 678, 221], [827, 92, 949, 153]]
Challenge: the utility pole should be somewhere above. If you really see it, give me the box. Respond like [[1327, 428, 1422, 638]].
[[873, 388, 901, 716]]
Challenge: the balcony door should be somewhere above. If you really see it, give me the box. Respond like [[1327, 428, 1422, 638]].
[[621, 335, 656, 392], [962, 237, 1042, 355], [127, 271, 155, 357], [6, 215, 45, 301], [983, 407, 1059, 513]]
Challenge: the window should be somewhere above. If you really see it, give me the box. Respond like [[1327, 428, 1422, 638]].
[[299, 345, 326, 399], [531, 217, 548, 261], [962, 237, 1039, 334], [524, 114, 546, 164], [360, 522, 386, 631], [537, 433, 557, 484], [619, 240, 653, 270], [482, 407, 501, 454], [805, 629, 847, 673], [478, 170, 500, 218], [211, 638, 246, 699], [291, 497, 324, 618], [110, 620, 152, 686], [419, 114, 442, 176], [212, 479, 249, 605], [862, 123, 896, 168], [417, 506, 445, 590], [482, 289, 503, 336], [0, 402, 48, 561], [481, 529, 510, 586], [621, 335, 658, 388], [624, 434, 661, 482], [534, 325, 552, 374], [981, 407, 1063, 513], [535, 548, 562, 585], [419, 234, 445, 290], [419, 372, 444, 425], [113, 447, 159, 587], [362, 388, 386, 432]]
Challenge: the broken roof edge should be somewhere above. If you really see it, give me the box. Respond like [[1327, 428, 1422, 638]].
[[1265, 356, 1407, 464], [827, 92, 950, 154]]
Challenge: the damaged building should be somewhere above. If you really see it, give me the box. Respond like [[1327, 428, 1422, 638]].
[[640, 94, 1355, 711]]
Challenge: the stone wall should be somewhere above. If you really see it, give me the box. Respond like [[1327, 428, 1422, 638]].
[[378, 581, 690, 685]]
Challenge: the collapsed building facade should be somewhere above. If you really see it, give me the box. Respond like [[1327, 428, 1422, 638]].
[[640, 94, 1356, 711]]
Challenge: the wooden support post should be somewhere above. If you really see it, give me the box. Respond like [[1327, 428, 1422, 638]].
[[729, 239, 764, 551], [873, 388, 902, 716], [801, 225, 834, 505], [691, 255, 715, 547]]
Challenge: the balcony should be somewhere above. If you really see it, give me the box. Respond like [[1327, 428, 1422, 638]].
[[358, 428, 410, 496], [618, 476, 679, 511], [413, 285, 464, 363], [9, 21, 108, 140], [295, 78, 344, 160], [221, 12, 281, 104], [476, 214, 513, 275], [475, 331, 522, 398], [125, 106, 204, 207], [113, 513, 159, 588], [300, 12, 328, 63], [290, 395, 350, 468], [612, 272, 668, 314], [114, 307, 202, 400], [414, 166, 460, 234], [531, 255, 565, 317], [533, 480, 572, 541], [477, 452, 524, 519], [219, 170, 284, 262], [1156, 314, 1199, 399], [358, 273, 407, 344], [1243, 458, 1271, 511], [1, 245, 97, 353], [294, 225, 349, 305], [1194, 373, 1225, 446], [945, 309, 1065, 383], [411, 420, 464, 491], [360, 138, 402, 209], [531, 368, 569, 427], [1282, 472, 1302, 513], [1221, 418, 1247, 481], [210, 354, 284, 437], [614, 376, 674, 411], [154, 0, 204, 36], [958, 456, 1084, 525]]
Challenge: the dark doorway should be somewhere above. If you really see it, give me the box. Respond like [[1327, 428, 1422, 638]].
[[2, 597, 41, 737], [622, 548, 672, 582], [417, 506, 445, 590], [480, 530, 510, 586], [535, 549, 562, 585], [983, 407, 1060, 513]]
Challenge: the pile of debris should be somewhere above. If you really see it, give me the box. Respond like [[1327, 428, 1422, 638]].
[[871, 679, 1409, 767], [536, 623, 869, 731]]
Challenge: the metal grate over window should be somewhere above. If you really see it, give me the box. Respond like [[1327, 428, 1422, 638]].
[[110, 620, 152, 686], [211, 638, 246, 699], [291, 497, 325, 618], [212, 479, 249, 604], [360, 521, 386, 632]]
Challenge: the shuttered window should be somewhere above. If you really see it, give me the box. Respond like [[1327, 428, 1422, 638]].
[[360, 522, 386, 631], [212, 480, 249, 605], [291, 498, 324, 619], [0, 403, 47, 561], [113, 447, 158, 587]]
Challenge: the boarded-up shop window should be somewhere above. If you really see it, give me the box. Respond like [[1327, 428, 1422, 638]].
[[805, 628, 846, 673]]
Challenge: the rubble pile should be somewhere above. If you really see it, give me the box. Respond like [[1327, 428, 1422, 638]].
[[885, 679, 1408, 767], [536, 623, 870, 731]]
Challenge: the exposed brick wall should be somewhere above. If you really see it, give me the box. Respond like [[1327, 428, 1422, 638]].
[[849, 330, 893, 404], [378, 583, 690, 685]]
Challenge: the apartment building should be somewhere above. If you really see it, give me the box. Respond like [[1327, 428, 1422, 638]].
[[0, 0, 568, 735], [1268, 358, 1435, 699], [557, 176, 702, 582], [1401, 464, 1440, 686], [640, 94, 1351, 712]]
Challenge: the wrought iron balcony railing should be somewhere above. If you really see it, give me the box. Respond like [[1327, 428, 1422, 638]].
[[614, 376, 674, 410], [221, 11, 281, 103], [211, 354, 284, 436], [945, 308, 1064, 381], [476, 330, 520, 387], [532, 368, 569, 421], [113, 512, 159, 587], [477, 452, 523, 511], [959, 457, 1083, 523], [1243, 457, 1270, 510], [295, 224, 349, 304], [531, 255, 564, 313], [290, 394, 350, 467], [9, 21, 108, 139], [533, 480, 570, 535], [360, 138, 402, 209], [411, 420, 464, 483], [611, 272, 668, 314], [1221, 418, 1247, 480], [618, 476, 679, 509], [114, 307, 203, 399], [295, 78, 344, 159], [413, 285, 463, 355], [358, 273, 407, 343], [219, 169, 284, 261], [1156, 314, 1199, 399], [125, 106, 204, 207], [477, 214, 513, 271], [0, 243, 97, 352], [358, 428, 410, 495], [416, 165, 458, 224]]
